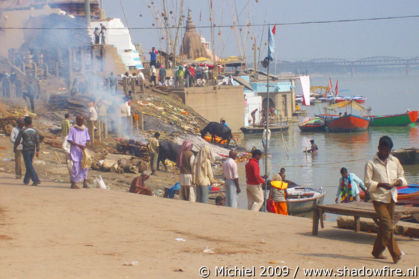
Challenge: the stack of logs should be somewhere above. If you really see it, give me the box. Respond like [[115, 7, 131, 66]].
[[116, 139, 149, 157]]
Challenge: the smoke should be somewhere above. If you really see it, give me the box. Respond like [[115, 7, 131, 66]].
[[4, 11, 138, 140]]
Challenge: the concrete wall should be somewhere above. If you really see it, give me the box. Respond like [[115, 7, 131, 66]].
[[181, 86, 245, 132]]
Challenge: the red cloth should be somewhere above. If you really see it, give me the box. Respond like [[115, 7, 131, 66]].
[[245, 158, 265, 185]]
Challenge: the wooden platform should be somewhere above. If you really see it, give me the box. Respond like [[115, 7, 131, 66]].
[[312, 202, 419, 235]]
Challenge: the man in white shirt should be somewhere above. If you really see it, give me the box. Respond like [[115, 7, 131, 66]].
[[223, 150, 241, 208], [10, 119, 24, 179], [137, 70, 145, 93], [88, 102, 98, 141], [364, 136, 407, 264]]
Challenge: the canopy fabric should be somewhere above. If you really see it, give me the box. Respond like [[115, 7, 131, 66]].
[[194, 57, 210, 62], [327, 100, 367, 111]]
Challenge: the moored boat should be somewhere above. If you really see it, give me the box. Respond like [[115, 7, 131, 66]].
[[286, 186, 326, 215], [325, 114, 370, 132], [299, 117, 326, 132], [322, 100, 370, 132], [360, 184, 419, 205], [241, 122, 289, 134], [370, 111, 418, 127]]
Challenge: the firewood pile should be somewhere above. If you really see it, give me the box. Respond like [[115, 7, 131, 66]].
[[48, 94, 92, 117], [116, 138, 149, 158]]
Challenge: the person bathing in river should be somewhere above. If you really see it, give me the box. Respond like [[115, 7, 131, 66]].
[[336, 167, 367, 203], [307, 139, 318, 153]]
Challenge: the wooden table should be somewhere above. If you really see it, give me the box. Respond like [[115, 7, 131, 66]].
[[312, 202, 419, 235]]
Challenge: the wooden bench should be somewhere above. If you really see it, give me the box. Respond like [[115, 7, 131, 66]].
[[312, 201, 419, 235]]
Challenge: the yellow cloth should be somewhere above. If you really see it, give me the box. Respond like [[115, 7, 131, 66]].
[[271, 181, 288, 190], [148, 138, 159, 154], [81, 149, 92, 170], [364, 154, 407, 203], [61, 119, 71, 136]]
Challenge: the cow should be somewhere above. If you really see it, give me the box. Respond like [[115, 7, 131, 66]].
[[200, 122, 233, 145], [157, 140, 181, 171]]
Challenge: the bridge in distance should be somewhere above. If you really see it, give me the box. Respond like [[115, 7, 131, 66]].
[[277, 56, 419, 75]]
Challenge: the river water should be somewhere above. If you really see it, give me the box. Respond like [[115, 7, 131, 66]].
[[239, 72, 419, 205]]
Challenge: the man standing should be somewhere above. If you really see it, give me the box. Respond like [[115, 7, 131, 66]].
[[100, 23, 107, 44], [88, 102, 98, 141], [148, 132, 160, 175], [10, 119, 24, 179], [61, 113, 71, 137], [109, 72, 117, 94], [137, 70, 145, 94], [177, 139, 195, 202], [223, 150, 240, 208], [336, 167, 367, 203], [149, 47, 158, 67], [364, 136, 406, 263], [159, 65, 166, 86], [67, 116, 91, 189], [14, 116, 41, 186], [245, 149, 265, 211]]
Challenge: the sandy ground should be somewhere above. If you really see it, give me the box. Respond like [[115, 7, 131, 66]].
[[1, 173, 419, 279]]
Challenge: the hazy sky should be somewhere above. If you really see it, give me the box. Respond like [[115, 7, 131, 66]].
[[103, 0, 419, 61]]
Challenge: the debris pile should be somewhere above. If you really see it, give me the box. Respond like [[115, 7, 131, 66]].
[[91, 154, 148, 174]]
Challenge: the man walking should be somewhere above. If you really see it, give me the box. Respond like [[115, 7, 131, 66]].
[[10, 119, 24, 179], [245, 149, 265, 211], [14, 116, 41, 186], [177, 139, 195, 202], [148, 132, 160, 175], [67, 116, 91, 189], [364, 136, 406, 263], [223, 150, 240, 208], [61, 113, 71, 137]]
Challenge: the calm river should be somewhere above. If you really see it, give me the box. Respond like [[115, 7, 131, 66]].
[[239, 72, 419, 206]]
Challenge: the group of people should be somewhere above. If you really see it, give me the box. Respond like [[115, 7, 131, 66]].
[[330, 136, 406, 264], [93, 23, 107, 45], [9, 111, 406, 264]]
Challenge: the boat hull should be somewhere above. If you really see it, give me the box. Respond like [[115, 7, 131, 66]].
[[241, 123, 289, 134], [286, 187, 326, 215], [299, 117, 326, 132], [325, 115, 370, 132], [370, 111, 418, 127]]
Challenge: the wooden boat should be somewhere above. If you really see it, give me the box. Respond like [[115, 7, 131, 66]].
[[392, 148, 419, 165], [322, 100, 370, 132], [370, 111, 418, 127], [240, 122, 289, 134], [360, 185, 419, 205], [325, 114, 370, 132], [286, 186, 326, 215], [299, 117, 326, 132]]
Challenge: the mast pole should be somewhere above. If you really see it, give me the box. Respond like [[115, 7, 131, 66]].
[[263, 26, 270, 212]]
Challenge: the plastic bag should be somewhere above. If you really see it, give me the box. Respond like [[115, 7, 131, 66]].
[[81, 148, 92, 169], [94, 176, 109, 190]]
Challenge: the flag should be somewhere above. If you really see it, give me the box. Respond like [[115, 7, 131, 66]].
[[300, 75, 311, 106], [272, 24, 276, 35], [200, 11, 202, 22], [335, 80, 339, 96], [268, 25, 275, 61], [327, 78, 332, 94], [210, 0, 213, 8]]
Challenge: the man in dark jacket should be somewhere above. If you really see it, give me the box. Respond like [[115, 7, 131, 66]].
[[14, 116, 41, 186]]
